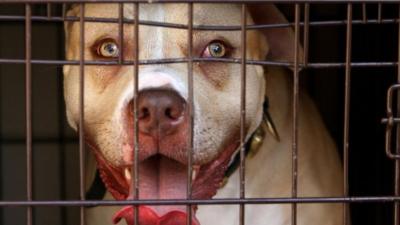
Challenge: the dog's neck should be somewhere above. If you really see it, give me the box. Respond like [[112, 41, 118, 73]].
[[244, 66, 342, 198], [212, 66, 294, 198], [255, 67, 293, 196], [264, 66, 292, 131]]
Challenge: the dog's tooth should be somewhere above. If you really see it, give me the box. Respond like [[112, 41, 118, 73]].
[[124, 168, 132, 181], [192, 169, 197, 181]]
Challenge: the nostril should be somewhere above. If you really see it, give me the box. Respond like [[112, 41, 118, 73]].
[[165, 107, 176, 120], [165, 106, 184, 120], [139, 107, 150, 120], [165, 108, 172, 119], [128, 100, 150, 120]]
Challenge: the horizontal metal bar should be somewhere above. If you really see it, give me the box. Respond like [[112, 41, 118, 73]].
[[1, 196, 400, 207], [0, 137, 77, 144], [0, 58, 189, 65], [382, 118, 400, 124], [0, 15, 398, 31], [0, 58, 398, 68], [0, 0, 399, 4]]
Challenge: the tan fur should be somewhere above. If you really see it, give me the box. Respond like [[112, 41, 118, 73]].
[[198, 67, 343, 225], [64, 3, 343, 225]]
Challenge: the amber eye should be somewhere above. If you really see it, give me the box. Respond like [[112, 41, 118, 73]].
[[97, 40, 119, 58], [202, 41, 228, 58]]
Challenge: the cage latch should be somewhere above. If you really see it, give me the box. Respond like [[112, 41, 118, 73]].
[[381, 84, 400, 159]]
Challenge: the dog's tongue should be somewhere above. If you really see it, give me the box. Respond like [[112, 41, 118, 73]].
[[113, 156, 200, 225], [139, 155, 188, 200]]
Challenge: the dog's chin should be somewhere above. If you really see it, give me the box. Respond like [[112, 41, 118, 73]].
[[87, 137, 239, 225]]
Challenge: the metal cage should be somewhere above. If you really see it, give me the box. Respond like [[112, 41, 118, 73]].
[[0, 1, 399, 225]]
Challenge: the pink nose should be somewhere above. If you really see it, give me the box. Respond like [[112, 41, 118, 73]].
[[136, 89, 186, 138]]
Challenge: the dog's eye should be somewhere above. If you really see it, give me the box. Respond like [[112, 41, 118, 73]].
[[202, 41, 228, 58], [97, 40, 119, 58]]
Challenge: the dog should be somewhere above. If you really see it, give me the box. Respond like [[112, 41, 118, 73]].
[[64, 3, 344, 225]]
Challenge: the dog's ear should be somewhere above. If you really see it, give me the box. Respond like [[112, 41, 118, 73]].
[[248, 4, 304, 64]]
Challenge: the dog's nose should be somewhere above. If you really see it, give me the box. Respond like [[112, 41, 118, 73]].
[[135, 89, 186, 138]]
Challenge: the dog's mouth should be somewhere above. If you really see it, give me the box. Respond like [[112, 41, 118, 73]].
[[112, 154, 200, 225], [90, 139, 239, 225]]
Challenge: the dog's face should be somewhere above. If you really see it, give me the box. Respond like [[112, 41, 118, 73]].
[[64, 3, 269, 225]]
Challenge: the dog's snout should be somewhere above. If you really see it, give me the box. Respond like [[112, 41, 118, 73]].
[[134, 89, 186, 138]]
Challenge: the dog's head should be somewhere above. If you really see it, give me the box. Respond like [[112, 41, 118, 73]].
[[64, 3, 298, 225]]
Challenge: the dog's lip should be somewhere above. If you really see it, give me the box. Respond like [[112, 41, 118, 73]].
[[89, 138, 239, 200], [88, 136, 239, 225], [109, 139, 238, 201], [114, 154, 201, 201]]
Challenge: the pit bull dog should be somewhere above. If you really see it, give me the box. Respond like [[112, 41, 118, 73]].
[[64, 3, 344, 225]]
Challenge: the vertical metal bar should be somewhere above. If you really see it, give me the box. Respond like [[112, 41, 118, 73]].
[[79, 4, 86, 225], [0, 28, 2, 225], [291, 4, 300, 225], [56, 16, 67, 225], [25, 4, 33, 225], [186, 3, 194, 225], [343, 4, 353, 225], [47, 3, 52, 19], [303, 3, 310, 68], [362, 3, 367, 23], [378, 3, 382, 23], [56, 67, 67, 225], [394, 5, 400, 225], [62, 3, 66, 20], [132, 3, 140, 225], [239, 4, 247, 225], [118, 3, 124, 64]]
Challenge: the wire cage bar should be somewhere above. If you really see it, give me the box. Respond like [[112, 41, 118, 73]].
[[24, 4, 33, 225], [132, 3, 140, 225], [186, 2, 194, 225], [291, 4, 300, 225], [78, 3, 86, 225], [343, 3, 352, 225], [2, 0, 400, 3], [239, 4, 247, 225]]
